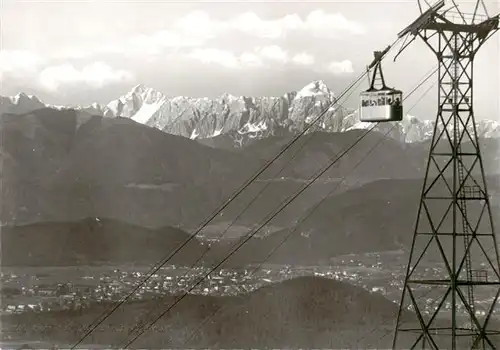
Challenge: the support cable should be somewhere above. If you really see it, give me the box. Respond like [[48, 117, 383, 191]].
[[119, 77, 367, 343], [70, 37, 402, 349], [122, 123, 380, 348], [121, 60, 438, 348], [176, 121, 398, 349], [171, 63, 439, 349], [119, 54, 438, 350]]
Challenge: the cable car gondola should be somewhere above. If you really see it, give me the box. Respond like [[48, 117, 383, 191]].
[[360, 49, 404, 123]]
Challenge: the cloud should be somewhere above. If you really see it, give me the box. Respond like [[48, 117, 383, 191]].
[[92, 9, 364, 59], [118, 30, 205, 55], [0, 50, 135, 91], [49, 10, 363, 60], [187, 46, 354, 75], [188, 46, 291, 69], [255, 45, 289, 63], [302, 10, 365, 37], [229, 12, 291, 39], [188, 48, 243, 69], [187, 46, 343, 73], [173, 10, 364, 40], [239, 52, 265, 67], [0, 50, 45, 79], [54, 30, 205, 59], [326, 60, 354, 74], [292, 53, 315, 65], [38, 62, 134, 91], [172, 11, 221, 40]]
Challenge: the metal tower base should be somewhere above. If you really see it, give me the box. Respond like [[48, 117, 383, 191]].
[[392, 3, 500, 349]]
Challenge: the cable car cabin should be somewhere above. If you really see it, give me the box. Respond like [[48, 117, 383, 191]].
[[360, 89, 403, 123]]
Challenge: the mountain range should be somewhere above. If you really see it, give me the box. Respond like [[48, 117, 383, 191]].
[[4, 175, 499, 267], [2, 84, 499, 249], [2, 81, 499, 149], [2, 86, 500, 348], [1, 106, 499, 229]]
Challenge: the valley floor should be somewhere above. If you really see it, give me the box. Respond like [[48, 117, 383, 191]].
[[2, 251, 500, 348]]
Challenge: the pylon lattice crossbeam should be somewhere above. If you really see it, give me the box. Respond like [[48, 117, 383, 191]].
[[392, 7, 500, 350]]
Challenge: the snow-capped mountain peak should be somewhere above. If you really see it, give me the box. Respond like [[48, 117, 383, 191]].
[[295, 80, 334, 100], [11, 92, 41, 105], [123, 84, 166, 103], [219, 92, 241, 103], [106, 84, 167, 119], [0, 93, 46, 115], [476, 119, 500, 138], [130, 84, 147, 93], [2, 81, 499, 146], [346, 110, 500, 143], [90, 102, 100, 109]]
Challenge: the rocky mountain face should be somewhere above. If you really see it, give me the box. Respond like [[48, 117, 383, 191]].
[[3, 81, 499, 148], [101, 82, 454, 146], [0, 93, 46, 115], [107, 81, 499, 145], [105, 81, 355, 143], [347, 112, 500, 144], [0, 93, 114, 119]]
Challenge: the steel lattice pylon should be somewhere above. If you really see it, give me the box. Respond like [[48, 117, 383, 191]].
[[392, 1, 500, 349]]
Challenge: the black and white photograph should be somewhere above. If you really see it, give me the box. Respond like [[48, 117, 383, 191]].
[[1, 0, 500, 348]]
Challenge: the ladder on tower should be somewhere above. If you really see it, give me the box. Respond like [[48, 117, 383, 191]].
[[453, 30, 478, 341], [457, 146, 480, 348], [457, 152, 475, 308]]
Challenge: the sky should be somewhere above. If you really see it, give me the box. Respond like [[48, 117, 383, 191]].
[[0, 0, 499, 120]]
